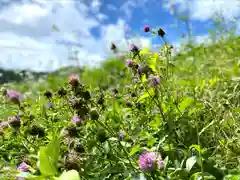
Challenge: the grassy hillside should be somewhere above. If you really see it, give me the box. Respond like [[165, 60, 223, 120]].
[[0, 31, 240, 180]]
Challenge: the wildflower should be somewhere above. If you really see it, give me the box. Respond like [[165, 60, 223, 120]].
[[126, 59, 134, 67], [148, 76, 160, 87], [45, 102, 54, 109], [28, 125, 45, 137], [8, 116, 21, 128], [125, 100, 133, 108], [110, 42, 117, 52], [66, 125, 79, 137], [68, 74, 79, 87], [64, 153, 80, 171], [157, 28, 165, 38], [6, 90, 24, 104], [17, 162, 30, 172], [58, 87, 67, 97], [71, 115, 82, 123], [81, 90, 91, 101], [139, 151, 164, 171], [129, 44, 139, 54], [75, 143, 85, 153], [138, 65, 153, 77], [144, 25, 150, 32], [96, 129, 108, 143], [16, 162, 30, 180], [130, 92, 136, 97], [119, 130, 125, 141], [43, 90, 52, 99]]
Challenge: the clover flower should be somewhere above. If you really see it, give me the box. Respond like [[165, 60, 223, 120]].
[[139, 151, 164, 171]]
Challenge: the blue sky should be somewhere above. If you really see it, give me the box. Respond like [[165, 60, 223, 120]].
[[0, 0, 239, 72]]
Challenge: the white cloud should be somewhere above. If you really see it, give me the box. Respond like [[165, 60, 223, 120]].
[[106, 4, 117, 11], [164, 0, 240, 21], [120, 0, 149, 20], [0, 0, 152, 72], [91, 0, 101, 13]]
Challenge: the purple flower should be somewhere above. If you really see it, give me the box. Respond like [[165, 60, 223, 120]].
[[144, 25, 150, 32], [119, 130, 124, 141], [8, 116, 21, 128], [17, 162, 29, 172], [16, 162, 30, 180], [6, 90, 24, 104], [71, 115, 81, 123], [148, 76, 160, 87], [126, 59, 134, 67], [129, 44, 139, 53], [45, 102, 54, 109], [139, 151, 164, 171]]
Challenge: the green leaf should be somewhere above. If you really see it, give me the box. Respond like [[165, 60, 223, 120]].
[[129, 144, 140, 156], [39, 134, 60, 176], [58, 170, 80, 180], [39, 147, 57, 176], [190, 172, 216, 180], [224, 174, 240, 180], [186, 156, 197, 171], [179, 97, 194, 113]]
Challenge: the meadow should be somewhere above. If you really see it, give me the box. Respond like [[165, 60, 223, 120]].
[[0, 24, 240, 180]]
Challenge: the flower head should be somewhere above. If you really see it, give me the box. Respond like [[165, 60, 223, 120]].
[[157, 28, 165, 38], [144, 25, 150, 32], [148, 76, 160, 87], [16, 162, 30, 180], [139, 151, 164, 171], [129, 44, 139, 53], [71, 115, 82, 123], [17, 162, 29, 172], [126, 59, 134, 67], [68, 74, 79, 87], [110, 42, 117, 51], [119, 130, 125, 141], [6, 90, 24, 104], [8, 116, 21, 128], [45, 102, 54, 109]]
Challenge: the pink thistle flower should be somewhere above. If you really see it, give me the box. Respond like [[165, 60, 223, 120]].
[[68, 74, 79, 87], [126, 59, 134, 67], [139, 151, 164, 171], [71, 115, 81, 123], [6, 90, 24, 104], [17, 162, 29, 172], [16, 162, 30, 180]]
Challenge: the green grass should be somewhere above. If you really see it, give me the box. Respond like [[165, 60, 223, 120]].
[[0, 30, 240, 180]]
